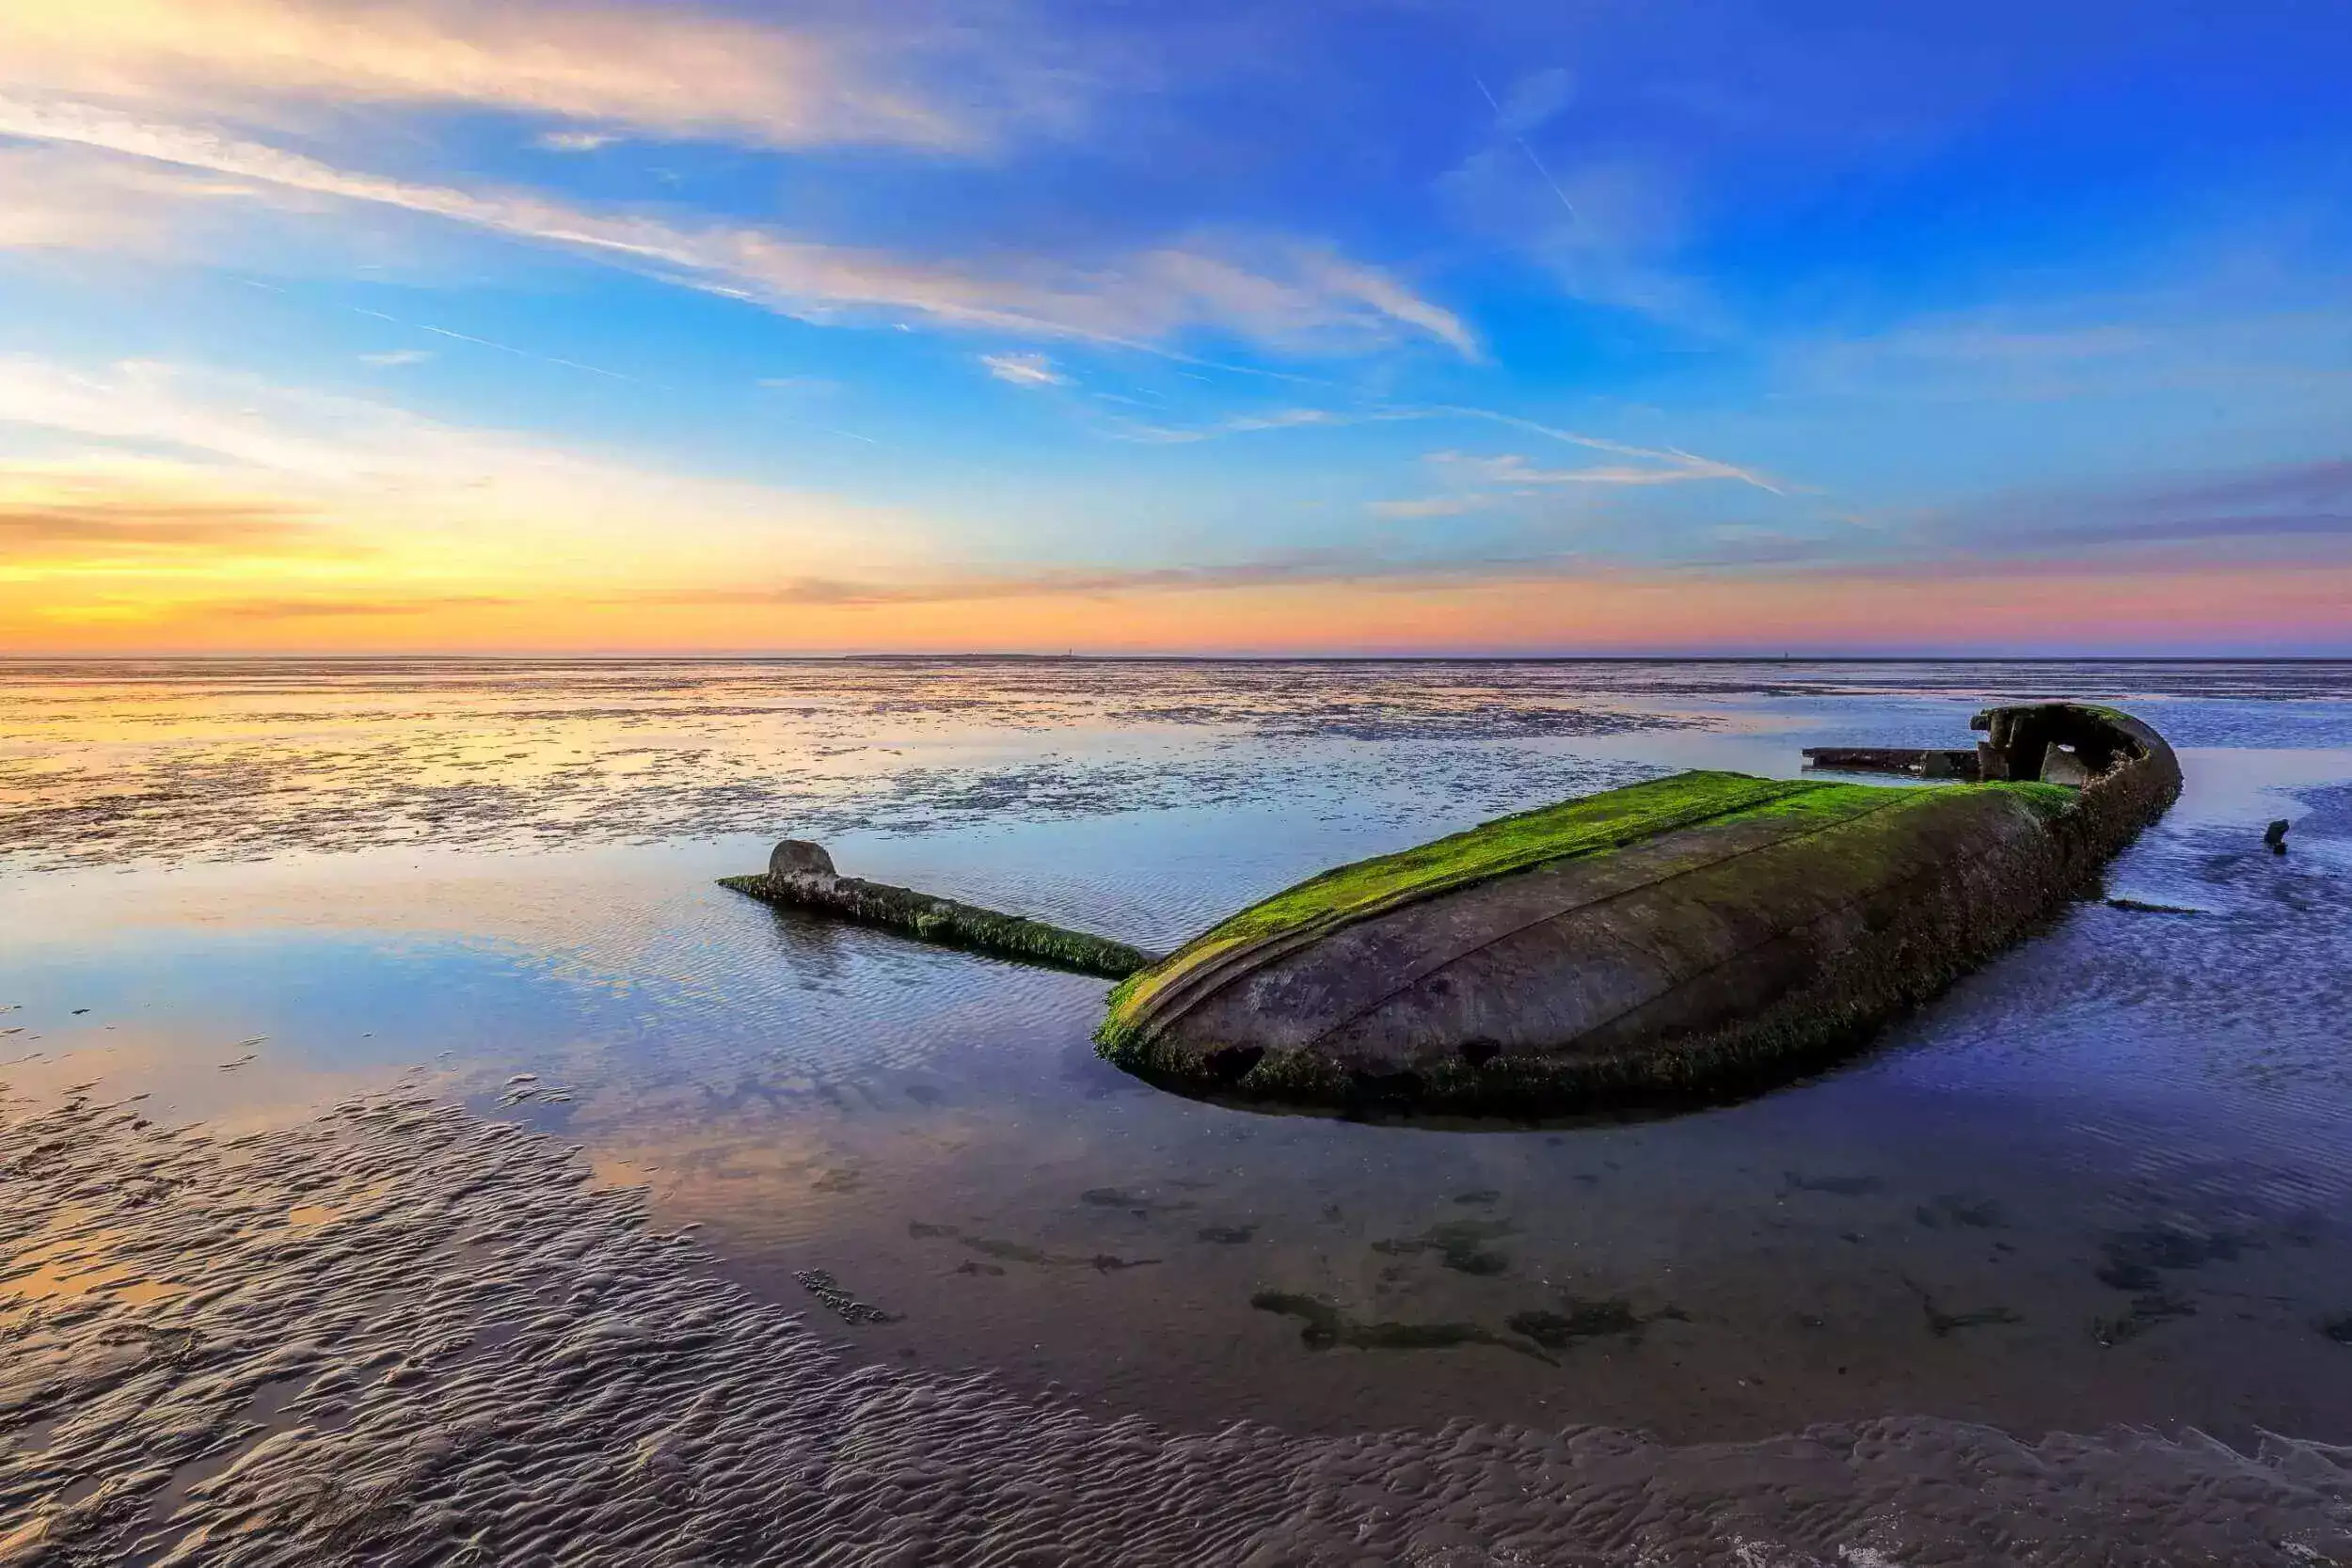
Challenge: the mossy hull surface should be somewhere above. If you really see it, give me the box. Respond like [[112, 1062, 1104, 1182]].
[[1099, 704, 2181, 1117]]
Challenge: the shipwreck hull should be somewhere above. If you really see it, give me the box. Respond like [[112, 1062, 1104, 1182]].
[[1098, 704, 2181, 1116]]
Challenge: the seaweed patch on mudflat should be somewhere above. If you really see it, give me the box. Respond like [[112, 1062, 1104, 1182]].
[[5, 1096, 2351, 1566]]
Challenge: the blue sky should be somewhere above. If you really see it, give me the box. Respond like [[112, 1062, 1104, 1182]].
[[1, 0, 2347, 651]]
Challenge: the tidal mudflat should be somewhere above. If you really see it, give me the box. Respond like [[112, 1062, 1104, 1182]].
[[7, 657, 2352, 1562], [6, 1091, 2350, 1565]]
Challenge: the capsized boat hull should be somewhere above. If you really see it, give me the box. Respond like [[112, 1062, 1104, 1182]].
[[1096, 704, 2180, 1115]]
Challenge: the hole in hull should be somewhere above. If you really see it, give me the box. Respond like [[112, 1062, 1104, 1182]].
[[1200, 1045, 1264, 1085]]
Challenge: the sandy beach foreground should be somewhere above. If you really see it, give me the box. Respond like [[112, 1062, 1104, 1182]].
[[5, 1087, 2348, 1567]]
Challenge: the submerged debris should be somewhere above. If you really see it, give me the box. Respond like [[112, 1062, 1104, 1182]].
[[1371, 1219, 1517, 1276], [721, 840, 1156, 978], [1248, 1291, 1554, 1363], [1504, 1298, 1651, 1352], [907, 1219, 1158, 1272], [793, 1268, 901, 1326], [2095, 1294, 2199, 1347], [1904, 1279, 2026, 1339]]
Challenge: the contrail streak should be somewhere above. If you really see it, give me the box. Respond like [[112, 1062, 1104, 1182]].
[[353, 309, 648, 386], [1472, 73, 1580, 223]]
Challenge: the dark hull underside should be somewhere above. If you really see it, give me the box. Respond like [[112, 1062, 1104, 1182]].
[[1097, 704, 2181, 1117]]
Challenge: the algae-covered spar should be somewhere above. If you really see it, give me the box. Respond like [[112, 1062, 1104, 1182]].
[[724, 703, 2180, 1117]]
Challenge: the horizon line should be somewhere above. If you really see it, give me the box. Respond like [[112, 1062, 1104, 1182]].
[[6, 650, 2352, 665]]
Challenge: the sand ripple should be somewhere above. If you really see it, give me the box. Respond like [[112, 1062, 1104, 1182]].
[[4, 1093, 2348, 1566]]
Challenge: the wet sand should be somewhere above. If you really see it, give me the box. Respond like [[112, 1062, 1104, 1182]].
[[6, 1087, 2350, 1567], [8, 657, 2352, 1561], [0, 658, 1690, 873]]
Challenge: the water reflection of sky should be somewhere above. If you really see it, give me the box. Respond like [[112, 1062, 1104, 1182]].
[[5, 659, 2351, 1445]]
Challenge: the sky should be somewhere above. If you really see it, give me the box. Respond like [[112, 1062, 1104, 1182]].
[[1, 0, 2348, 655]]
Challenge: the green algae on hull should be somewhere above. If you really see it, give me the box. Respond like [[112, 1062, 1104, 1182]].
[[1102, 771, 2075, 1037], [1107, 771, 1824, 1027], [1099, 703, 2181, 1118]]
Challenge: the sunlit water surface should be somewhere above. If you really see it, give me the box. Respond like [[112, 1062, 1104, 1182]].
[[5, 657, 2350, 1447]]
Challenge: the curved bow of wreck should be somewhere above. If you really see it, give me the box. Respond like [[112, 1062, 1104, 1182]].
[[1094, 703, 2180, 1117]]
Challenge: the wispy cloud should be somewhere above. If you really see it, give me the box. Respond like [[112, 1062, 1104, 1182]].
[[0, 0, 1009, 152], [1368, 441, 1761, 525], [0, 355, 930, 592], [1428, 450, 1748, 487], [1104, 400, 1777, 490], [1420, 410, 1784, 492], [1783, 292, 2352, 419], [0, 97, 1479, 360], [1367, 494, 1504, 519], [1927, 457, 2352, 554], [0, 494, 326, 558], [2046, 511, 2352, 546], [1308, 257, 1485, 361], [1226, 408, 1343, 432], [1103, 398, 1783, 525], [620, 502, 2352, 617], [533, 130, 622, 153], [358, 349, 434, 367], [0, 146, 154, 251], [981, 352, 1068, 388], [195, 594, 525, 619], [2137, 458, 2352, 515], [0, 141, 260, 254], [620, 547, 1594, 608]]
